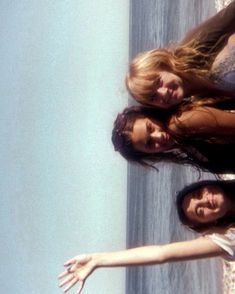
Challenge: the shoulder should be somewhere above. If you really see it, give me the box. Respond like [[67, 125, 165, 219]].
[[206, 227, 235, 260], [180, 1, 235, 47], [227, 33, 235, 49], [168, 107, 217, 134]]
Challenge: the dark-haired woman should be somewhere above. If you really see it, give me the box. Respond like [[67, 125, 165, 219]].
[[127, 1, 235, 109], [58, 180, 235, 294], [112, 105, 235, 174]]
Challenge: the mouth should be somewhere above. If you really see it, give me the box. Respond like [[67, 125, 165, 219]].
[[162, 133, 170, 145], [165, 133, 170, 141], [165, 89, 178, 104], [164, 91, 173, 104], [209, 196, 216, 209], [172, 92, 179, 101]]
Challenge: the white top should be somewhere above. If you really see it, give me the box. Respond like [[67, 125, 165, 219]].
[[215, 0, 233, 12], [208, 228, 235, 261]]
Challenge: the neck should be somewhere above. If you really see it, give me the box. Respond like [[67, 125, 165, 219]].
[[182, 74, 212, 97], [182, 73, 232, 98]]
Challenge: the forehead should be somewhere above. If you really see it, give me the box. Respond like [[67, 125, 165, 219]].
[[158, 70, 177, 79], [182, 193, 193, 215], [130, 118, 148, 148], [181, 193, 200, 224], [131, 117, 147, 137], [131, 117, 161, 137]]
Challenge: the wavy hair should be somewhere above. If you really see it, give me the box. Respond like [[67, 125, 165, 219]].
[[176, 180, 235, 233], [112, 105, 235, 173], [126, 40, 215, 104], [112, 105, 206, 170]]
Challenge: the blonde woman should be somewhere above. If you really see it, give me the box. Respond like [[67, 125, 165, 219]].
[[127, 1, 235, 109]]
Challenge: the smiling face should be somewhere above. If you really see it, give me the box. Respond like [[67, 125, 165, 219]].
[[148, 71, 185, 109], [182, 185, 231, 225], [130, 117, 175, 153]]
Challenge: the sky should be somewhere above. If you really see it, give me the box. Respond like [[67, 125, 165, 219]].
[[0, 1, 129, 293]]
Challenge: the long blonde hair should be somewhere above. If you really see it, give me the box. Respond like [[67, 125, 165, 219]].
[[126, 40, 215, 104]]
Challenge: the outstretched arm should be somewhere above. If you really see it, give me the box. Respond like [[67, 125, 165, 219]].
[[180, 1, 235, 47], [170, 106, 235, 137], [58, 236, 224, 294]]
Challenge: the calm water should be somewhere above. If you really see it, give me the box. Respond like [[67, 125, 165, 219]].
[[127, 1, 223, 293]]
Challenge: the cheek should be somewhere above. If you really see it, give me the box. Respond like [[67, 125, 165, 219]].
[[175, 87, 184, 101], [205, 208, 214, 216], [176, 81, 183, 91]]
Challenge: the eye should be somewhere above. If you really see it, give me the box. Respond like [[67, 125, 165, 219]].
[[155, 77, 162, 88], [149, 94, 158, 103], [192, 189, 203, 200], [147, 122, 154, 133]]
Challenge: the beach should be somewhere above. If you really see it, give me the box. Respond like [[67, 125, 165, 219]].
[[127, 1, 226, 293]]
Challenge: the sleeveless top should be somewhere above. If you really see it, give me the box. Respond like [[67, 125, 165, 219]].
[[209, 45, 235, 92], [179, 1, 235, 94], [207, 228, 235, 293], [208, 228, 235, 261]]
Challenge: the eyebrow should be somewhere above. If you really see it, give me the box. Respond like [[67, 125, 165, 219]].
[[144, 122, 152, 149]]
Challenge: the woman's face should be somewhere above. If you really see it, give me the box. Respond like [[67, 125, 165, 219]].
[[130, 117, 175, 153], [148, 71, 185, 109], [182, 185, 230, 224]]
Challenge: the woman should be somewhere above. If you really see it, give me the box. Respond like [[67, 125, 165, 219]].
[[58, 180, 235, 294], [127, 1, 235, 109], [112, 105, 235, 174]]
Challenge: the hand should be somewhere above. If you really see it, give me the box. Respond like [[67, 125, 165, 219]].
[[58, 254, 96, 294]]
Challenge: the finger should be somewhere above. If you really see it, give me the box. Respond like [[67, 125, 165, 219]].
[[66, 263, 79, 273], [58, 270, 69, 279], [59, 274, 74, 288], [64, 258, 76, 266], [76, 254, 89, 264], [76, 281, 84, 294], [59, 265, 77, 280], [66, 265, 75, 273], [63, 277, 79, 293]]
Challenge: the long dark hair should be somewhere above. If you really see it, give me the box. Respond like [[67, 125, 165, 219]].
[[112, 106, 196, 168], [112, 105, 223, 172], [176, 180, 235, 233]]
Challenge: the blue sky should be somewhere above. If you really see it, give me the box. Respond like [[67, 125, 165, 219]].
[[0, 1, 129, 293]]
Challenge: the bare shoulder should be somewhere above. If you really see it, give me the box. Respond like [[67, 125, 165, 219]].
[[228, 33, 235, 47], [168, 107, 217, 134], [169, 106, 235, 136]]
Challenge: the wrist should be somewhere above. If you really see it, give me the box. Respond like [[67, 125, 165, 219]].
[[91, 253, 104, 269]]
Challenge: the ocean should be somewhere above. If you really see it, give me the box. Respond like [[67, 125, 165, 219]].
[[127, 1, 224, 293]]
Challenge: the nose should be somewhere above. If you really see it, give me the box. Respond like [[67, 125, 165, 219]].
[[156, 87, 168, 98], [195, 196, 210, 208], [150, 131, 163, 142]]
